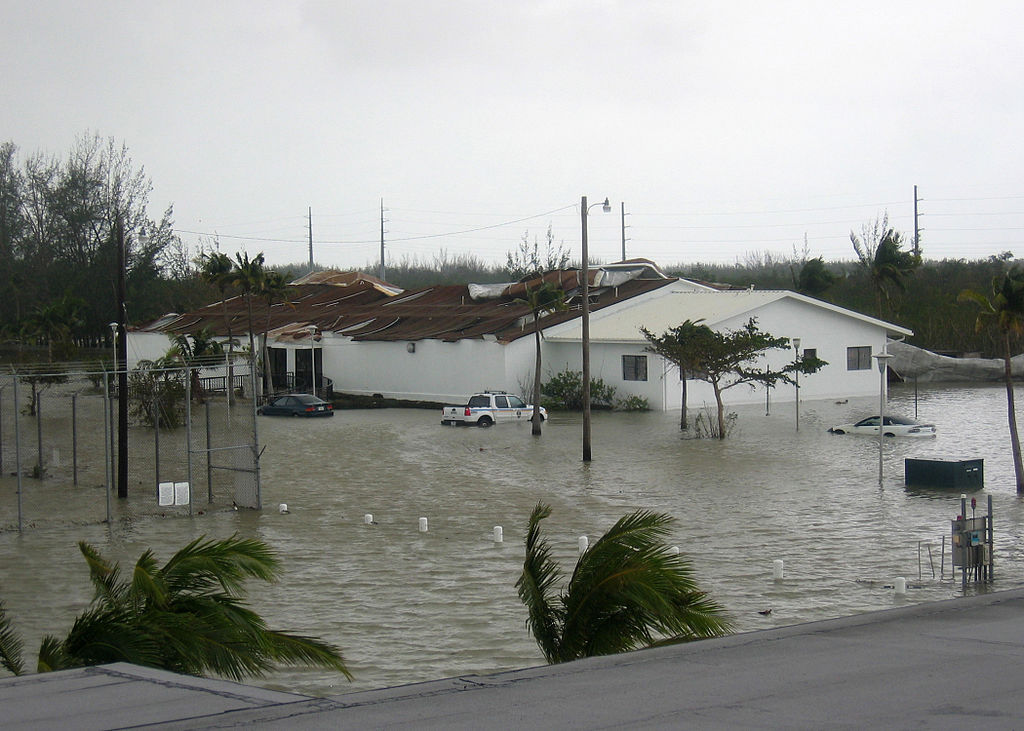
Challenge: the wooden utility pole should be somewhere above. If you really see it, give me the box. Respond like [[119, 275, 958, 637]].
[[379, 199, 386, 280], [308, 206, 314, 272], [620, 202, 629, 261], [116, 217, 128, 498], [913, 185, 920, 257]]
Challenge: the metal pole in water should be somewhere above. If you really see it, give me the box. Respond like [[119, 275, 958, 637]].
[[205, 401, 213, 503], [154, 386, 160, 500], [72, 393, 78, 485], [102, 373, 111, 524], [186, 369, 193, 517], [13, 376, 23, 532]]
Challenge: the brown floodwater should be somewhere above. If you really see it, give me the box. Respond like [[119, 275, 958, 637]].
[[2, 382, 1024, 696]]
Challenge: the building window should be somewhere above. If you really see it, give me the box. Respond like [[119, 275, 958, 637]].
[[623, 355, 648, 381], [847, 346, 872, 370], [802, 347, 817, 362]]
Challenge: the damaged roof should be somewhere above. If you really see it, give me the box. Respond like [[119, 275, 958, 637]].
[[142, 261, 678, 345]]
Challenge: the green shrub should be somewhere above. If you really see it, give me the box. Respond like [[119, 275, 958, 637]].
[[541, 368, 616, 410], [615, 395, 649, 411]]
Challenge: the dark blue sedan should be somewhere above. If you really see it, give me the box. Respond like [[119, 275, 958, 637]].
[[258, 394, 334, 417]]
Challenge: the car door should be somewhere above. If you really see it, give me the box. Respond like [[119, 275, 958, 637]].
[[507, 395, 527, 419], [493, 395, 510, 422], [854, 416, 880, 435]]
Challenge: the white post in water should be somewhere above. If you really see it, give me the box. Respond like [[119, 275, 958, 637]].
[[364, 513, 373, 524], [895, 577, 907, 595], [493, 526, 503, 543], [773, 559, 784, 581], [419, 517, 428, 532]]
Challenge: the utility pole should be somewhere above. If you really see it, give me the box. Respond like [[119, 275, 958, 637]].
[[116, 216, 128, 499], [307, 206, 314, 273], [912, 185, 920, 257], [379, 199, 386, 281], [620, 202, 630, 261]]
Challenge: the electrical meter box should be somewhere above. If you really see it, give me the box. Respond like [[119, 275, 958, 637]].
[[951, 516, 988, 567]]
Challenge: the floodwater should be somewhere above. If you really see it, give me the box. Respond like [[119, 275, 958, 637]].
[[3, 382, 1024, 697]]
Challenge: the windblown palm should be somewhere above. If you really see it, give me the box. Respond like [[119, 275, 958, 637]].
[[516, 503, 731, 664], [1, 535, 350, 681], [515, 282, 567, 435], [232, 252, 266, 392], [960, 269, 1024, 492]]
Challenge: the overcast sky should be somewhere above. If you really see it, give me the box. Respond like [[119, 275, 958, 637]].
[[6, 1, 1024, 272]]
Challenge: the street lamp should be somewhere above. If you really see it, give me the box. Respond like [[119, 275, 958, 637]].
[[792, 337, 801, 431], [306, 325, 317, 396], [872, 350, 895, 486], [581, 195, 611, 463]]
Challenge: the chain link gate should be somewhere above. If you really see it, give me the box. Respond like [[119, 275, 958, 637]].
[[1, 362, 260, 531]]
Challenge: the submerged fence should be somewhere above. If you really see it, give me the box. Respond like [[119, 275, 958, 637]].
[[0, 362, 260, 531]]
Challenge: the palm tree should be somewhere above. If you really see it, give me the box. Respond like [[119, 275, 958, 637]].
[[232, 252, 265, 395], [259, 269, 291, 395], [851, 217, 920, 317], [960, 269, 1024, 492], [198, 251, 236, 392], [168, 327, 225, 403], [515, 281, 567, 435], [516, 503, 731, 664], [0, 535, 351, 681]]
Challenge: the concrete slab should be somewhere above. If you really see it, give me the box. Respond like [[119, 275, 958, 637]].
[[5, 589, 1024, 729]]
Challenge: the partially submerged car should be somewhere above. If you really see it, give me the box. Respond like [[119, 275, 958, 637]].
[[441, 391, 546, 427], [258, 394, 334, 417], [828, 415, 936, 438]]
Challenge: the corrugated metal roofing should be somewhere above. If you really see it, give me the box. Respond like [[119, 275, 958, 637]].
[[139, 267, 678, 344]]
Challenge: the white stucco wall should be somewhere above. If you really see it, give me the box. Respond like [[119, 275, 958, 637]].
[[317, 335, 536, 403], [541, 295, 898, 410]]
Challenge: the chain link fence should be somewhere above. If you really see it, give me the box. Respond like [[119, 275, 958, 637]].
[[0, 362, 260, 531]]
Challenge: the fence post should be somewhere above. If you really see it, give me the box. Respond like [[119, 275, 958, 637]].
[[72, 392, 78, 486], [186, 370, 193, 517], [13, 376, 23, 532], [206, 400, 213, 503]]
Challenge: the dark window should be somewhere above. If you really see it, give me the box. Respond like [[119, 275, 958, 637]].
[[623, 355, 648, 381], [495, 396, 509, 408], [847, 346, 872, 370], [468, 395, 490, 407], [508, 396, 526, 409], [802, 347, 817, 361]]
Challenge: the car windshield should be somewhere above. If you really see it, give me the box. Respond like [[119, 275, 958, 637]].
[[508, 396, 526, 408], [855, 417, 881, 427]]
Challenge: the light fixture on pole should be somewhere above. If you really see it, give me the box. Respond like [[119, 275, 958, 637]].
[[581, 195, 611, 463], [792, 337, 801, 431], [307, 325, 317, 396], [872, 350, 895, 486]]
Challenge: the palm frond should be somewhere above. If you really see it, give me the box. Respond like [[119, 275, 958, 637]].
[[516, 502, 564, 663], [0, 601, 26, 676], [544, 509, 731, 662]]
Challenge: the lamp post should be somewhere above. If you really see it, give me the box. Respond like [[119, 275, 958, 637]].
[[792, 337, 801, 431], [873, 350, 894, 486], [581, 195, 611, 463], [307, 325, 317, 396]]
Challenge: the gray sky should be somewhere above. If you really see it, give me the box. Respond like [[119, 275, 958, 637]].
[[6, 1, 1024, 271]]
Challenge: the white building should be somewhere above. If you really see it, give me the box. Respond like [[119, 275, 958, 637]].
[[129, 261, 911, 409]]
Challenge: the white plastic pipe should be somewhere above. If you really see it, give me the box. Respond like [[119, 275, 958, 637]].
[[493, 526, 503, 543], [364, 513, 373, 524], [419, 517, 428, 532], [773, 559, 784, 580], [895, 576, 907, 595]]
